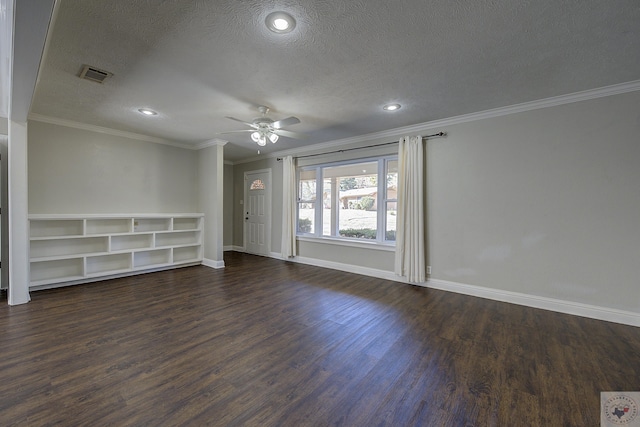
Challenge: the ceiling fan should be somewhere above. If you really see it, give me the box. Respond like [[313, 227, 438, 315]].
[[221, 106, 305, 146]]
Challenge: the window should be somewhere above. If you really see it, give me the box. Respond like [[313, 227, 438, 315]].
[[250, 179, 265, 190], [297, 156, 397, 244]]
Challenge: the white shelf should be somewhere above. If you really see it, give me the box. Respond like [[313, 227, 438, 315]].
[[29, 214, 204, 288]]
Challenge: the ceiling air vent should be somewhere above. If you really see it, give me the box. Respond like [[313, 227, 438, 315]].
[[79, 65, 113, 83]]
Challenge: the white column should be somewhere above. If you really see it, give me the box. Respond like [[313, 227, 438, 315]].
[[7, 120, 29, 304], [198, 139, 226, 268]]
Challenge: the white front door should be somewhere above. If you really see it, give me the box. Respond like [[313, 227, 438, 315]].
[[244, 170, 271, 256]]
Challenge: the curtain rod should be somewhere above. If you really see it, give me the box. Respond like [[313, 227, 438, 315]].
[[277, 132, 446, 161]]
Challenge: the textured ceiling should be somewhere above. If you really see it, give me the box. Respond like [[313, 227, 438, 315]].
[[31, 0, 640, 161]]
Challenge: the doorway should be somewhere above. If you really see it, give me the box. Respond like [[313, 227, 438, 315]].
[[244, 169, 272, 256]]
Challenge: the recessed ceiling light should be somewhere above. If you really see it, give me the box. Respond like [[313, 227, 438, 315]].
[[138, 108, 158, 116], [266, 11, 296, 33], [383, 103, 401, 111]]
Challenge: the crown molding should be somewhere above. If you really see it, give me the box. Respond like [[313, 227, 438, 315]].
[[29, 79, 640, 162], [194, 138, 228, 150], [266, 79, 640, 162], [28, 113, 196, 150]]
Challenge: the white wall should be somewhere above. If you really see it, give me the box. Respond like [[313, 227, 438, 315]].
[[28, 120, 198, 214], [233, 90, 640, 318], [428, 91, 640, 313]]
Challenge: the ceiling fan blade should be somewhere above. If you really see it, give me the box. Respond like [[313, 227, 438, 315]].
[[225, 116, 258, 129], [274, 128, 307, 139], [272, 116, 300, 129]]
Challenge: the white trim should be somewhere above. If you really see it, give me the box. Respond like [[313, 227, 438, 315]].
[[425, 278, 640, 328], [297, 236, 395, 252], [253, 250, 640, 327], [28, 114, 196, 150], [194, 138, 228, 150], [202, 258, 225, 269], [251, 79, 640, 164], [282, 254, 404, 283]]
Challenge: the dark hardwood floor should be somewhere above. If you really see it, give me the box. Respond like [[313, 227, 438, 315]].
[[0, 252, 638, 426]]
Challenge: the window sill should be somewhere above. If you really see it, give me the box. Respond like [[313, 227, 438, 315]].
[[296, 235, 395, 252]]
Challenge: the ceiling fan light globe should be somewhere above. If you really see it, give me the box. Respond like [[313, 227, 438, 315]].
[[251, 131, 261, 142], [257, 137, 267, 146], [269, 133, 279, 143]]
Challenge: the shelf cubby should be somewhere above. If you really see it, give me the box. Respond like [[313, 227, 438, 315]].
[[31, 236, 108, 259], [30, 219, 83, 238], [134, 249, 171, 269], [31, 258, 84, 284], [173, 246, 201, 263], [173, 217, 201, 231], [86, 253, 132, 275], [86, 218, 131, 235], [111, 234, 153, 251], [134, 218, 171, 232], [155, 231, 200, 247]]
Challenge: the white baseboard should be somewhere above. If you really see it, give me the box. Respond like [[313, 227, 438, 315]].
[[225, 245, 245, 252], [261, 251, 640, 327], [202, 258, 225, 269], [289, 254, 406, 283], [426, 278, 640, 327]]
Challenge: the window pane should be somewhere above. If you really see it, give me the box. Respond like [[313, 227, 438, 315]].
[[250, 179, 265, 190], [323, 162, 378, 240], [298, 174, 316, 202], [298, 170, 317, 234], [386, 160, 398, 192], [385, 159, 398, 241], [298, 202, 315, 234], [321, 178, 332, 236], [385, 201, 397, 241]]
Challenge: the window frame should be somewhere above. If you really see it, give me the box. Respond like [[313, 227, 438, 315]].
[[296, 155, 398, 246]]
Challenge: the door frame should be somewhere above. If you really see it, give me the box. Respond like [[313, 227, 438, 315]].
[[243, 168, 272, 256]]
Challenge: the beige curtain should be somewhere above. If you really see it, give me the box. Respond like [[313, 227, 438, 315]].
[[281, 155, 297, 258], [394, 135, 426, 282]]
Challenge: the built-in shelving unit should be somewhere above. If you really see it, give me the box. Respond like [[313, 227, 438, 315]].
[[29, 214, 203, 289]]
